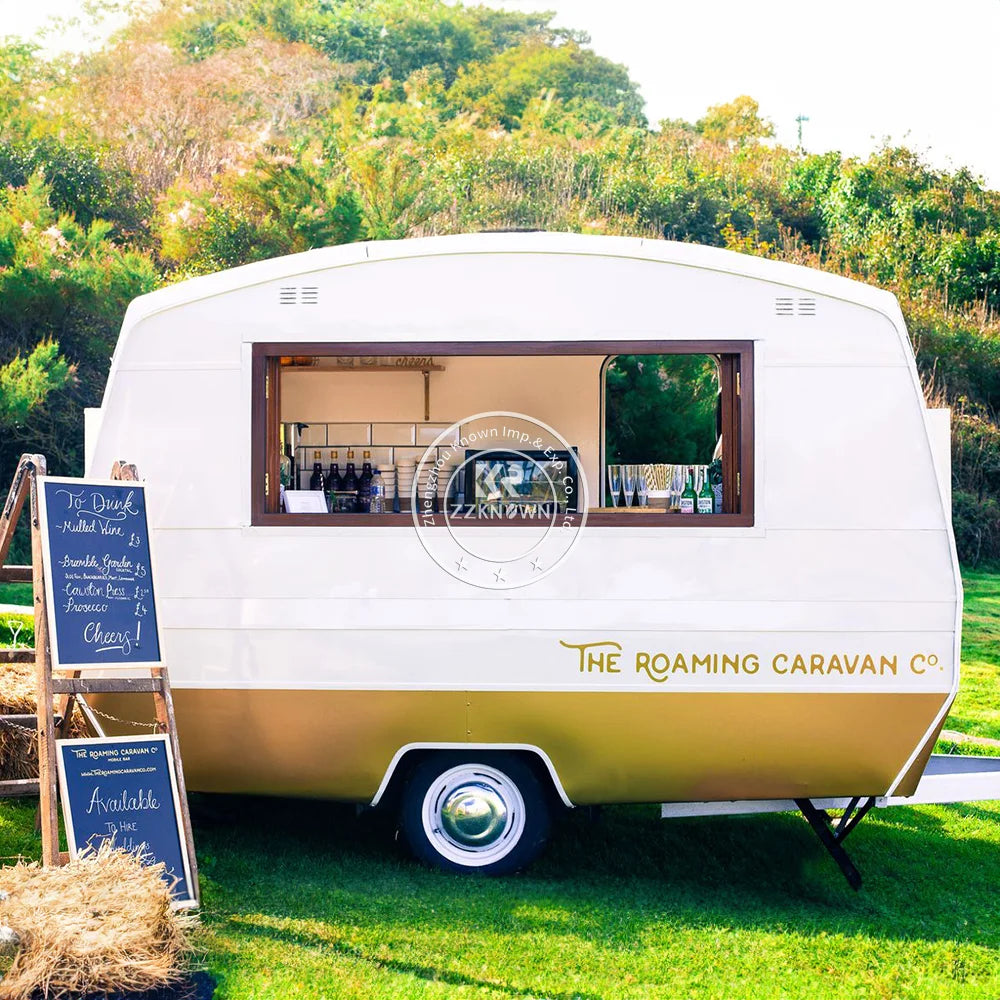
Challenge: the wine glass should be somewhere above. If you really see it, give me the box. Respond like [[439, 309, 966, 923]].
[[670, 465, 683, 511], [623, 465, 637, 507], [607, 465, 622, 507], [637, 473, 649, 507]]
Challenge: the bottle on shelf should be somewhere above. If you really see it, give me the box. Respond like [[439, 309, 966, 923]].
[[370, 469, 385, 514], [697, 470, 714, 514], [309, 451, 326, 492], [342, 449, 359, 510], [392, 466, 401, 514], [327, 450, 342, 492], [357, 449, 373, 512], [680, 467, 696, 514]]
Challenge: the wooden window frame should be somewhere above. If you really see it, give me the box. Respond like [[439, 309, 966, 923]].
[[251, 340, 754, 528]]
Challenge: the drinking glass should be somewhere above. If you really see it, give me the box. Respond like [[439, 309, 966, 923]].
[[623, 465, 637, 507], [669, 465, 682, 511], [607, 465, 622, 507], [637, 473, 649, 507]]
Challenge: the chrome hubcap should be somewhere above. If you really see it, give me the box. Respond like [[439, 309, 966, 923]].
[[440, 783, 508, 847], [422, 763, 527, 867]]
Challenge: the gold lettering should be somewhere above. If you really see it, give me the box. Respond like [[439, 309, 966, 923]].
[[790, 654, 807, 675], [860, 654, 876, 675], [692, 654, 713, 674], [772, 653, 788, 674], [560, 640, 623, 674], [880, 655, 898, 676]]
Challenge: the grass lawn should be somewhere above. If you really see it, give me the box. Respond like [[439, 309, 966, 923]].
[[0, 581, 32, 607], [2, 571, 999, 999]]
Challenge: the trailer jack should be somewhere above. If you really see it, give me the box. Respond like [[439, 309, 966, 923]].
[[795, 796, 875, 890]]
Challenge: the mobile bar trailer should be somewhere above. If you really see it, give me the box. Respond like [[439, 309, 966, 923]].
[[79, 232, 1000, 884]]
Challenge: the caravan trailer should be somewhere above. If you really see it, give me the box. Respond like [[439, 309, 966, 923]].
[[83, 232, 978, 879]]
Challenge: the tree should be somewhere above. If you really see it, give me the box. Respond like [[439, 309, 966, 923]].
[[696, 95, 773, 147], [0, 174, 157, 481], [0, 340, 74, 426], [449, 40, 646, 131]]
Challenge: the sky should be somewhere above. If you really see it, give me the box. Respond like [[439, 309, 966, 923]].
[[5, 0, 1000, 186]]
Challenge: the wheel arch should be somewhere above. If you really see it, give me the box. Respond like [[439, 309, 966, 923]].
[[371, 742, 574, 810]]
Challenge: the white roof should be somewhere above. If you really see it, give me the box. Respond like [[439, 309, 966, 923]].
[[121, 231, 901, 328]]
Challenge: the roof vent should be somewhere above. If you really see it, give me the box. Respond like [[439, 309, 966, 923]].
[[278, 286, 320, 305], [775, 296, 817, 317]]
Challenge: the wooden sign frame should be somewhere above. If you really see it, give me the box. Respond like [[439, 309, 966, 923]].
[[0, 455, 199, 905]]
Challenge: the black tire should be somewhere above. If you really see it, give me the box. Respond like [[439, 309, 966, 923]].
[[400, 752, 551, 875]]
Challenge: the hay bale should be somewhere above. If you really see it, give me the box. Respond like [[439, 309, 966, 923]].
[[0, 842, 196, 1000], [0, 663, 88, 782]]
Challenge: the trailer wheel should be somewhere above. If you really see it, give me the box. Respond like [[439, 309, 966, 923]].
[[401, 753, 550, 875]]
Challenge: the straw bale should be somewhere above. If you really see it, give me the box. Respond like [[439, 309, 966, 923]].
[[0, 664, 88, 782], [0, 842, 196, 1000]]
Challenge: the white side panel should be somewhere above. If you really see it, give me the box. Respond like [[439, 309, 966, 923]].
[[160, 625, 952, 693], [151, 526, 957, 604], [763, 366, 943, 530], [926, 408, 952, 521], [158, 596, 957, 634], [89, 370, 244, 530]]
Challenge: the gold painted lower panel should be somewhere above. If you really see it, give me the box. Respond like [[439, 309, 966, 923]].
[[90, 689, 947, 804]]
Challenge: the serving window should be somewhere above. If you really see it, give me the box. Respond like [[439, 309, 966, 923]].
[[251, 341, 753, 527]]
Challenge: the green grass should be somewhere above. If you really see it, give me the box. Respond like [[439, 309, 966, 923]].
[[0, 610, 32, 648], [0, 582, 32, 607], [941, 569, 1000, 740], [2, 572, 1000, 998]]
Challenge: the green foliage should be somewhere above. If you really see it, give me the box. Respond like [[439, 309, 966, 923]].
[[953, 490, 1000, 568], [0, 611, 33, 647], [174, 0, 571, 88], [0, 39, 41, 121], [0, 137, 150, 237], [449, 39, 645, 130], [0, 340, 73, 426], [605, 355, 718, 465], [0, 173, 157, 483], [696, 95, 773, 146]]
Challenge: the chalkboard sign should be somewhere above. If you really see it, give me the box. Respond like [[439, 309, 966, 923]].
[[56, 735, 196, 907], [38, 478, 162, 667]]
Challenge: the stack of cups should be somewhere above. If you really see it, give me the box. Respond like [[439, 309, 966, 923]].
[[437, 462, 460, 506], [396, 462, 415, 507]]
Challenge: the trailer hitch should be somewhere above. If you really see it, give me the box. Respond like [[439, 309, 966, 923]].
[[795, 796, 875, 890]]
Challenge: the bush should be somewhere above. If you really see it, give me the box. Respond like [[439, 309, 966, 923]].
[[952, 490, 1000, 566]]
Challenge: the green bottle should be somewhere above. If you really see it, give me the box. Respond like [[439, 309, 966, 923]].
[[680, 468, 696, 514], [697, 472, 714, 514]]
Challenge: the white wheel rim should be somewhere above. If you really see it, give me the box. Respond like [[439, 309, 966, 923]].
[[421, 763, 527, 867]]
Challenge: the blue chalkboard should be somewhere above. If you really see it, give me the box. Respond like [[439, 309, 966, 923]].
[[56, 735, 194, 905], [40, 479, 161, 666]]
